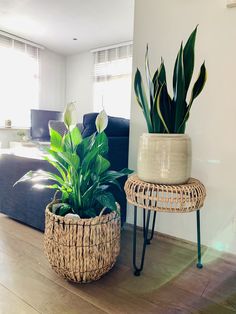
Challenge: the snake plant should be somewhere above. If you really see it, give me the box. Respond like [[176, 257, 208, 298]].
[[134, 26, 207, 134]]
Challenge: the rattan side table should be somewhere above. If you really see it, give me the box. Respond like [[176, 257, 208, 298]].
[[124, 175, 206, 276]]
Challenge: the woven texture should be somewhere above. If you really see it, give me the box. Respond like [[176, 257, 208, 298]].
[[44, 202, 120, 283], [125, 175, 206, 213]]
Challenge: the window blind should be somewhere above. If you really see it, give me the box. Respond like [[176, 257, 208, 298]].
[[93, 43, 133, 119], [0, 33, 39, 60], [94, 44, 133, 81]]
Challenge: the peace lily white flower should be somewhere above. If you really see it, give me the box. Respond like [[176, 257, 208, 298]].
[[63, 102, 78, 128], [95, 110, 108, 133]]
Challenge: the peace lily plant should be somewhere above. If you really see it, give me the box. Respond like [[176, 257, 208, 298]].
[[15, 103, 132, 218], [135, 27, 207, 184]]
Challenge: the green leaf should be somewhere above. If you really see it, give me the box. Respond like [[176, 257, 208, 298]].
[[94, 132, 109, 156], [173, 43, 187, 132], [63, 126, 82, 152], [14, 169, 65, 187], [158, 83, 173, 132], [94, 155, 110, 176], [77, 133, 95, 161], [44, 155, 67, 181], [57, 204, 72, 216], [152, 68, 159, 92], [81, 182, 99, 208], [158, 60, 167, 85], [190, 62, 207, 104], [58, 151, 80, 170], [100, 168, 132, 183], [81, 147, 98, 175], [70, 126, 83, 147], [145, 45, 154, 107], [49, 128, 63, 152], [177, 62, 207, 132], [134, 69, 153, 132], [156, 84, 170, 133], [96, 192, 117, 211], [183, 26, 198, 95]]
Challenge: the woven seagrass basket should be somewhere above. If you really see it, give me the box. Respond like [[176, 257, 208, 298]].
[[44, 201, 121, 283]]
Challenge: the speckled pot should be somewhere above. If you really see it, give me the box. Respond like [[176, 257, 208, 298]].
[[137, 133, 192, 184]]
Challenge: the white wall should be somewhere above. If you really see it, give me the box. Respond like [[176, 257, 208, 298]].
[[128, 0, 236, 254], [66, 51, 94, 122], [39, 49, 66, 111]]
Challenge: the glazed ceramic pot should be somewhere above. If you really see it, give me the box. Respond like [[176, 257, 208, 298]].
[[137, 133, 192, 184]]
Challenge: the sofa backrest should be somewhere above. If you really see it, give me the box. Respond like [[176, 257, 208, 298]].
[[82, 113, 129, 138], [49, 113, 130, 139]]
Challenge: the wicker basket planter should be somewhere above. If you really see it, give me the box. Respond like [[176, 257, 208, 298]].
[[44, 201, 121, 283]]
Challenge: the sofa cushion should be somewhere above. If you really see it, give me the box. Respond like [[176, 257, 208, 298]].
[[82, 113, 130, 138]]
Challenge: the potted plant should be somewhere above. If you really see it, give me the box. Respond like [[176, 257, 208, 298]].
[[134, 26, 207, 184], [15, 104, 132, 283]]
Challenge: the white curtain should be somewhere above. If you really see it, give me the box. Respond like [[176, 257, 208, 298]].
[[0, 34, 40, 127], [93, 44, 132, 119]]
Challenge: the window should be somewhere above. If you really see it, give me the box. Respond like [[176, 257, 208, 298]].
[[93, 43, 132, 119], [0, 33, 40, 127]]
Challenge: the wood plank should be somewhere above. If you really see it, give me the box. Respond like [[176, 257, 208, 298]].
[[0, 214, 236, 313], [0, 283, 39, 314], [0, 231, 105, 313]]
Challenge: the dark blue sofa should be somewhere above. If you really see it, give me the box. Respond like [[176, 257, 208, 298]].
[[0, 113, 129, 231]]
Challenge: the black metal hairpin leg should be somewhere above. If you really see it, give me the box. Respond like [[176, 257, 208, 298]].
[[133, 207, 151, 276], [196, 210, 203, 269], [143, 209, 157, 245]]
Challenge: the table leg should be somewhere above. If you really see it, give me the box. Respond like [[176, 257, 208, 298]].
[[196, 210, 203, 269], [133, 206, 151, 276], [143, 209, 157, 245]]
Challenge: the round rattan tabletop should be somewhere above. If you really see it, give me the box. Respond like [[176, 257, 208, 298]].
[[124, 175, 206, 213]]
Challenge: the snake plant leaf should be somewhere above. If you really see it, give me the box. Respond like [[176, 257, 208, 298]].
[[145, 45, 154, 107], [134, 69, 153, 132], [152, 68, 159, 92], [151, 95, 161, 133], [156, 84, 170, 133], [190, 62, 207, 104], [183, 26, 198, 95], [173, 43, 186, 132], [158, 59, 167, 85], [177, 62, 207, 133], [173, 54, 178, 96], [160, 84, 172, 132]]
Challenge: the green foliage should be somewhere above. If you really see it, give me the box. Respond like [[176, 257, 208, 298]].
[[134, 26, 207, 134], [15, 110, 132, 218]]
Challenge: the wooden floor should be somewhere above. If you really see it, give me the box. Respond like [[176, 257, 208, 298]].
[[0, 215, 236, 314]]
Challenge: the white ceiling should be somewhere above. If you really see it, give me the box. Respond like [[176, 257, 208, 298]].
[[0, 0, 134, 55]]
